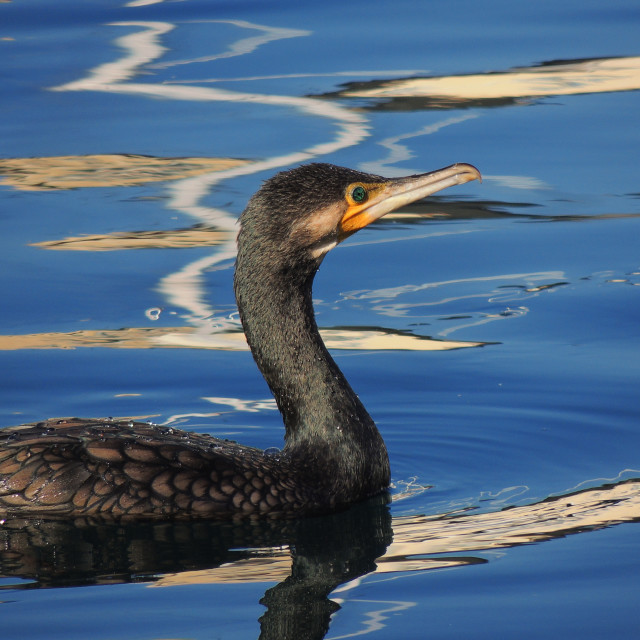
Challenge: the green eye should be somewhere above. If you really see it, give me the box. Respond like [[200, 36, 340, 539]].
[[351, 185, 367, 203]]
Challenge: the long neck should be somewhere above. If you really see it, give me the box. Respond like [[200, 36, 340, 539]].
[[234, 248, 390, 492]]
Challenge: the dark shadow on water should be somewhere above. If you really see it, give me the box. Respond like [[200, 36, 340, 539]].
[[0, 494, 393, 640], [258, 497, 392, 639]]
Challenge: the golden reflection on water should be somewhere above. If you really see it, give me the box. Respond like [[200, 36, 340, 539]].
[[31, 227, 233, 251], [335, 56, 640, 105], [0, 326, 484, 352], [154, 475, 640, 586], [0, 154, 249, 191]]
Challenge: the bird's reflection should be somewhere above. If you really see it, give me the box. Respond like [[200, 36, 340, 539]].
[[258, 495, 392, 640], [2, 477, 640, 639], [0, 494, 392, 640]]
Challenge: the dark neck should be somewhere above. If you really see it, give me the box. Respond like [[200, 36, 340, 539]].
[[234, 250, 390, 493]]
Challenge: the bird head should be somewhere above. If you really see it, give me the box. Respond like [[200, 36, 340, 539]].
[[237, 162, 481, 273]]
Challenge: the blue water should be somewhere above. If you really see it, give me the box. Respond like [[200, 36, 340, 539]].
[[1, 0, 640, 638]]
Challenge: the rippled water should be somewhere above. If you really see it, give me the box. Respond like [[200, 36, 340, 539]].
[[1, 0, 639, 638]]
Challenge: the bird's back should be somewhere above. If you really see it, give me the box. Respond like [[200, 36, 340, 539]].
[[0, 418, 309, 518]]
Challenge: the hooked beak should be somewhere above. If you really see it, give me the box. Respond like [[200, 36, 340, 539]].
[[339, 163, 481, 239]]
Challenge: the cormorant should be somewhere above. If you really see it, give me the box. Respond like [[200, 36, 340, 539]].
[[0, 162, 480, 518]]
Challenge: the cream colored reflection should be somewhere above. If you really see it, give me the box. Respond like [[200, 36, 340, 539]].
[[0, 326, 484, 352], [360, 114, 478, 176], [0, 155, 249, 191], [341, 56, 640, 101], [149, 19, 311, 70], [152, 474, 640, 586], [202, 397, 278, 413], [32, 226, 233, 251]]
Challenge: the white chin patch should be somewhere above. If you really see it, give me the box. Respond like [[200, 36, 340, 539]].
[[310, 239, 338, 259]]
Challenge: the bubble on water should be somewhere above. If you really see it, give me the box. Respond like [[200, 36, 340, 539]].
[[145, 307, 162, 321]]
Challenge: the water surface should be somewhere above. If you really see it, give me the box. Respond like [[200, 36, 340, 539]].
[[1, 1, 639, 638]]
